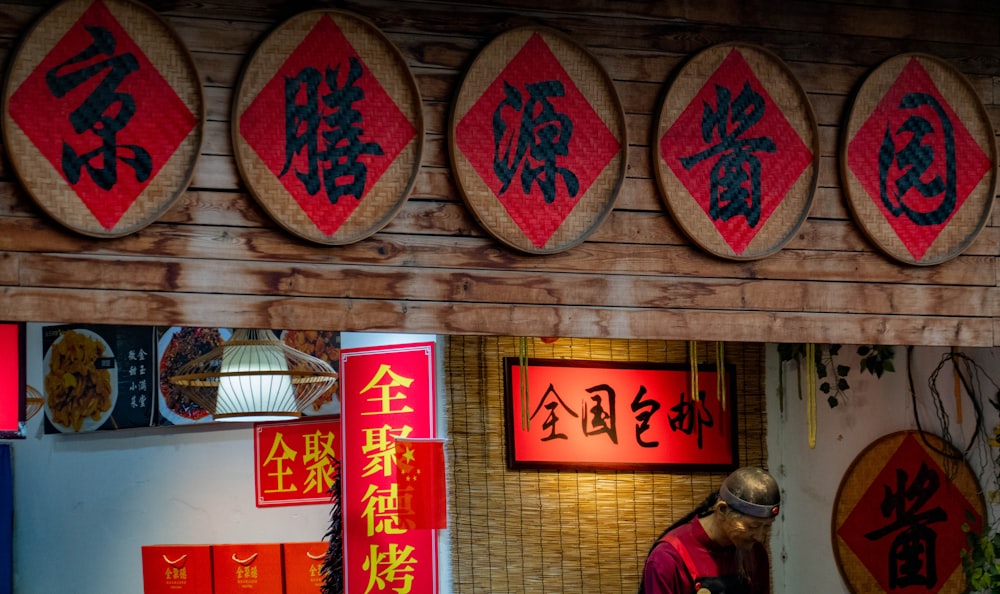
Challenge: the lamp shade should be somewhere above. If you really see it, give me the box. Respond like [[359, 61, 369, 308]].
[[170, 328, 338, 422]]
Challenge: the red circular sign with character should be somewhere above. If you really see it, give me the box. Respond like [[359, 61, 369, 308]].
[[842, 53, 996, 266], [233, 9, 423, 245], [832, 430, 985, 593], [450, 27, 627, 255], [3, 0, 203, 238], [655, 43, 819, 260]]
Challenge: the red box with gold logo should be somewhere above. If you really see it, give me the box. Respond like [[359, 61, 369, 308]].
[[282, 542, 328, 593], [141, 544, 213, 594], [212, 543, 283, 593]]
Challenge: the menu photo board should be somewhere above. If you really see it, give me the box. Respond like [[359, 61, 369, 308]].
[[41, 323, 156, 434], [0, 323, 25, 439]]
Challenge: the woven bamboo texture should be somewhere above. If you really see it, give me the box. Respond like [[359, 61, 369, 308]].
[[840, 53, 997, 266], [831, 430, 986, 593], [232, 9, 423, 245], [654, 43, 818, 261], [1, 0, 203, 238], [449, 27, 627, 255], [445, 336, 766, 593]]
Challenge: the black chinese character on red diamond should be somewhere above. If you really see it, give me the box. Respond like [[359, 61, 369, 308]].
[[680, 81, 776, 228], [281, 57, 384, 205], [46, 25, 152, 191], [493, 80, 579, 204], [878, 93, 956, 226], [863, 462, 947, 588]]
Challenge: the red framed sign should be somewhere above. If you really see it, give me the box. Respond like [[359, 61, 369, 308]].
[[340, 341, 439, 594], [504, 358, 736, 470], [253, 416, 341, 507], [0, 323, 25, 439]]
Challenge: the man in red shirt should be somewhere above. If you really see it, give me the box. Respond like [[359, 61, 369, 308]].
[[640, 467, 781, 594]]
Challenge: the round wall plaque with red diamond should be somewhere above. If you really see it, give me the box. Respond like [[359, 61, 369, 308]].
[[842, 53, 996, 266], [832, 430, 985, 594], [449, 27, 627, 255], [232, 9, 423, 246], [2, 0, 203, 238], [654, 43, 819, 260]]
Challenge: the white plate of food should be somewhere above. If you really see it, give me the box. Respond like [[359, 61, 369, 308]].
[[43, 328, 118, 433], [157, 326, 231, 425], [280, 329, 340, 416]]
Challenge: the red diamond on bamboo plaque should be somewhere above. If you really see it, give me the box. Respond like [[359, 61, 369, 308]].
[[846, 58, 991, 262], [836, 433, 980, 593], [659, 48, 813, 256], [454, 31, 622, 250], [238, 14, 416, 238], [6, 0, 197, 233]]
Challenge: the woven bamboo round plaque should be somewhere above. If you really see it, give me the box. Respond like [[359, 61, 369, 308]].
[[832, 430, 985, 594], [233, 9, 423, 245], [1, 0, 203, 238], [654, 43, 819, 260], [449, 27, 627, 254], [841, 53, 996, 266]]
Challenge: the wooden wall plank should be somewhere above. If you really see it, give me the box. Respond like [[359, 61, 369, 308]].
[[13, 252, 997, 318], [4, 285, 995, 346], [0, 0, 996, 346]]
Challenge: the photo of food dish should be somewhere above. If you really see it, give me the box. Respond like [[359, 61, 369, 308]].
[[43, 328, 117, 433], [157, 326, 231, 425], [281, 329, 340, 415]]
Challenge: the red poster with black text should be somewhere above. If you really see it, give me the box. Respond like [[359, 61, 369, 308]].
[[341, 342, 439, 594]]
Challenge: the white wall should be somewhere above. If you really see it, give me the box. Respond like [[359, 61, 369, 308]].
[[766, 344, 1000, 594]]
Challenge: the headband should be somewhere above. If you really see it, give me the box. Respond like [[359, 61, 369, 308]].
[[719, 483, 780, 519]]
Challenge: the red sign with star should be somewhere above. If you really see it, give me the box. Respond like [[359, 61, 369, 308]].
[[340, 341, 439, 594]]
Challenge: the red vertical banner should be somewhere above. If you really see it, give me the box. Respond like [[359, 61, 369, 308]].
[[341, 341, 438, 594], [0, 323, 24, 438], [254, 417, 341, 507]]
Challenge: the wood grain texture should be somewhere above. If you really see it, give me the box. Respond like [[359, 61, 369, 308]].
[[0, 0, 996, 346]]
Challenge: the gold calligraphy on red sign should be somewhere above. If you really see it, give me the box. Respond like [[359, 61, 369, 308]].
[[254, 417, 341, 507], [341, 342, 438, 594]]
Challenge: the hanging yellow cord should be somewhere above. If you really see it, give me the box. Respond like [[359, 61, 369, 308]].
[[519, 336, 530, 430], [952, 346, 963, 423], [716, 342, 726, 412], [689, 340, 699, 401], [805, 343, 816, 448]]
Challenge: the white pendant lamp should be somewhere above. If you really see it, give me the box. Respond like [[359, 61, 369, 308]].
[[170, 328, 338, 422]]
